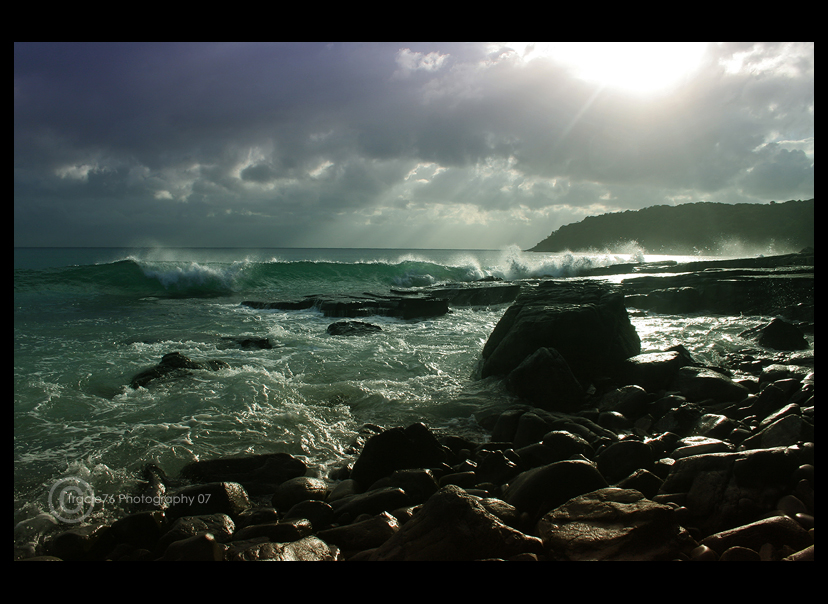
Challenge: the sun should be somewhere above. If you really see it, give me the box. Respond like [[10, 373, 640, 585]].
[[514, 42, 709, 95]]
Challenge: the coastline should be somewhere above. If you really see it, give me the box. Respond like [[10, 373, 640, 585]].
[[15, 252, 814, 561]]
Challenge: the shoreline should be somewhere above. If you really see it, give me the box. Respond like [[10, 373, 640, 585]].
[[15, 253, 814, 561]]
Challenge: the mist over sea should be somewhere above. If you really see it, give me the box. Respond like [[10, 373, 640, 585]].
[[14, 245, 800, 541]]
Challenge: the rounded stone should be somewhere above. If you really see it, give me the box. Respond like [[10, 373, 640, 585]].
[[776, 494, 807, 518], [690, 544, 718, 561], [794, 513, 814, 530], [271, 476, 328, 511], [596, 439, 654, 483], [719, 546, 761, 561]]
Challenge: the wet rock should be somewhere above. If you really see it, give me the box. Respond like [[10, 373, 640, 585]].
[[220, 336, 275, 349], [348, 423, 447, 490], [719, 545, 761, 561], [330, 487, 410, 523], [651, 402, 704, 437], [367, 485, 544, 561], [282, 500, 335, 532], [540, 430, 595, 463], [271, 476, 329, 511], [512, 411, 555, 448], [598, 385, 650, 420], [165, 482, 251, 521], [160, 532, 227, 561], [671, 436, 734, 459], [234, 506, 280, 530], [537, 488, 697, 561], [478, 281, 640, 385], [179, 452, 307, 496], [489, 408, 526, 443], [692, 413, 739, 440], [503, 460, 608, 524], [157, 513, 235, 552], [595, 439, 654, 483], [226, 535, 340, 561], [130, 352, 230, 389], [366, 468, 440, 505], [231, 518, 314, 543], [738, 414, 814, 450], [326, 321, 383, 336], [783, 544, 814, 561], [506, 347, 585, 412], [244, 293, 449, 320], [316, 512, 400, 554], [615, 469, 663, 500], [474, 449, 521, 485], [421, 283, 522, 306], [658, 445, 811, 536], [670, 366, 750, 404], [108, 510, 168, 552], [739, 318, 809, 351], [327, 479, 361, 503], [700, 514, 812, 555], [44, 523, 116, 561], [615, 351, 690, 393]]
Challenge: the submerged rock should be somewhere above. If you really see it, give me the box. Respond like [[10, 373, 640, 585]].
[[326, 321, 383, 336], [130, 352, 229, 389]]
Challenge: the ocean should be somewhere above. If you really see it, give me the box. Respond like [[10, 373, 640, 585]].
[[13, 245, 799, 541]]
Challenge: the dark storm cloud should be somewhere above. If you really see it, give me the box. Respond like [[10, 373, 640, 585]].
[[14, 42, 813, 249]]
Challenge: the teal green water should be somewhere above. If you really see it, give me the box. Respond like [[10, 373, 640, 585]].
[[14, 246, 789, 541]]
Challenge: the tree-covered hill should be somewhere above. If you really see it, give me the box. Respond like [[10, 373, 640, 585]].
[[528, 199, 814, 255]]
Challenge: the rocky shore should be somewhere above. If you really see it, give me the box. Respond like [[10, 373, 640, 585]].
[[17, 253, 814, 561]]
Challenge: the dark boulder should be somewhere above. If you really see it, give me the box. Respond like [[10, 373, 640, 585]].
[[271, 476, 329, 511], [598, 384, 650, 420], [329, 487, 411, 523], [165, 482, 251, 521], [316, 512, 400, 554], [326, 321, 383, 336], [503, 460, 609, 524], [179, 452, 306, 496], [478, 281, 640, 386], [226, 536, 340, 561], [614, 350, 691, 392], [537, 488, 696, 561], [540, 430, 595, 462], [130, 352, 230, 389], [658, 444, 812, 537], [700, 514, 812, 556], [348, 423, 448, 490], [367, 485, 544, 561], [160, 532, 227, 561], [670, 366, 750, 404], [506, 347, 585, 412], [739, 318, 810, 351], [157, 513, 235, 553], [595, 439, 655, 484], [231, 518, 314, 543]]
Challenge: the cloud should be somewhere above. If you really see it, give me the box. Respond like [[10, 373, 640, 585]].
[[393, 48, 450, 78], [14, 42, 814, 249]]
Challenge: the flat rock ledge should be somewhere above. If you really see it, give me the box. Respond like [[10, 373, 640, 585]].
[[242, 281, 522, 320]]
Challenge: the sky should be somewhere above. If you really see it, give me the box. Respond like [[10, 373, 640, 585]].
[[14, 42, 814, 250]]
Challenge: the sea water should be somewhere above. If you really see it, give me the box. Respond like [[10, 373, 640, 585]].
[[13, 246, 804, 541]]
